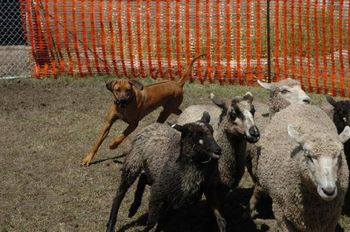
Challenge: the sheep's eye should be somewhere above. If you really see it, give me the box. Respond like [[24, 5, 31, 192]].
[[304, 151, 314, 163], [251, 107, 256, 116], [230, 112, 237, 121], [280, 89, 289, 94]]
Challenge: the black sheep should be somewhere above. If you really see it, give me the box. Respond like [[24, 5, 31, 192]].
[[327, 96, 350, 162], [106, 112, 226, 232]]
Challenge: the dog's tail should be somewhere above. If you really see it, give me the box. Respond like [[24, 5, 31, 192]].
[[178, 54, 206, 87]]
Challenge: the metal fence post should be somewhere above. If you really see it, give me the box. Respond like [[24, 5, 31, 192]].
[[267, 0, 272, 83]]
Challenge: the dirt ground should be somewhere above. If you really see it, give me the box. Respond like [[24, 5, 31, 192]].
[[0, 77, 349, 232]]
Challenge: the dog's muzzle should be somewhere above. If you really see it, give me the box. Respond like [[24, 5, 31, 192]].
[[117, 97, 129, 108]]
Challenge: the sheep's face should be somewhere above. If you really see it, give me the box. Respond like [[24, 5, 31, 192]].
[[301, 138, 342, 201], [173, 112, 222, 163], [326, 96, 350, 134], [288, 125, 350, 201], [229, 96, 260, 143], [212, 92, 260, 143], [258, 78, 311, 105]]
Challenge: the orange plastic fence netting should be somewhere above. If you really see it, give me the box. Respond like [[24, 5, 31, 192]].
[[22, 0, 350, 97]]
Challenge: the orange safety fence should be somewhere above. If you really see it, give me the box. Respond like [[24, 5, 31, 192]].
[[21, 0, 350, 97]]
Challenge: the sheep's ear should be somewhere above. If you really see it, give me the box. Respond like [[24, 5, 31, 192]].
[[171, 124, 183, 132], [172, 123, 189, 135], [288, 124, 305, 145], [339, 126, 350, 144], [243, 91, 254, 103], [257, 80, 276, 91], [326, 95, 337, 107], [106, 80, 116, 92], [128, 79, 144, 90], [232, 96, 242, 105], [200, 111, 211, 124], [210, 93, 226, 109]]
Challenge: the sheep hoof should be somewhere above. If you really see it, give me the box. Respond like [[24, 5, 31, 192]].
[[216, 215, 227, 232], [250, 208, 259, 219]]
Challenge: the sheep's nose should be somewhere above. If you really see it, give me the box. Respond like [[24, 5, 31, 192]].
[[213, 143, 222, 155], [303, 98, 311, 104], [216, 145, 222, 155], [249, 126, 260, 138], [322, 186, 336, 196]]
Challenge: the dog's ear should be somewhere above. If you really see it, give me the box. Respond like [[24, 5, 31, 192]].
[[106, 80, 116, 92], [129, 80, 144, 90]]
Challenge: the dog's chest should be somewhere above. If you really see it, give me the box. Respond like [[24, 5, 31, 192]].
[[117, 105, 142, 123]]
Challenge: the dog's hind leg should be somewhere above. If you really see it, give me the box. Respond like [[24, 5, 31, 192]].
[[128, 173, 148, 217], [157, 97, 183, 123], [156, 109, 173, 123], [173, 108, 182, 115]]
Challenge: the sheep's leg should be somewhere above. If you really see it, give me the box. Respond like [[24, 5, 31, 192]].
[[205, 188, 227, 232], [129, 173, 148, 217], [106, 170, 139, 232], [272, 203, 295, 232], [249, 184, 264, 218], [142, 196, 164, 232], [154, 208, 174, 232]]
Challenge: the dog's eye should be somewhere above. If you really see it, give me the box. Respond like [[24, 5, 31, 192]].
[[343, 117, 347, 122], [198, 139, 204, 145]]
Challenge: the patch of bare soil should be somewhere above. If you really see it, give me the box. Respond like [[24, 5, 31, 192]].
[[0, 78, 348, 232]]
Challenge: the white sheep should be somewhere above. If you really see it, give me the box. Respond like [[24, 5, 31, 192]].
[[254, 78, 311, 131], [251, 104, 350, 232], [247, 78, 311, 190]]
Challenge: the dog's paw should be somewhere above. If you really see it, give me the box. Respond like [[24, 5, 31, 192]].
[[80, 154, 92, 166], [109, 142, 120, 150]]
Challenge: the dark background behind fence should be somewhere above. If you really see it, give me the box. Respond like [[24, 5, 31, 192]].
[[7, 0, 350, 97], [0, 0, 30, 78]]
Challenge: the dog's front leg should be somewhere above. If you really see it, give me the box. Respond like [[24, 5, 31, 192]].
[[81, 105, 118, 166], [109, 123, 138, 149]]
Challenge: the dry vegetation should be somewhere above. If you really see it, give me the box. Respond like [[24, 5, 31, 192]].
[[0, 77, 348, 232]]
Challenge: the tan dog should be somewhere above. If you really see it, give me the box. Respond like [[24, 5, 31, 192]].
[[81, 54, 205, 166]]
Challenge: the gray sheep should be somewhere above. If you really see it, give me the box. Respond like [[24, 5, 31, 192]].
[[178, 92, 260, 194], [106, 112, 226, 232], [250, 104, 350, 232]]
